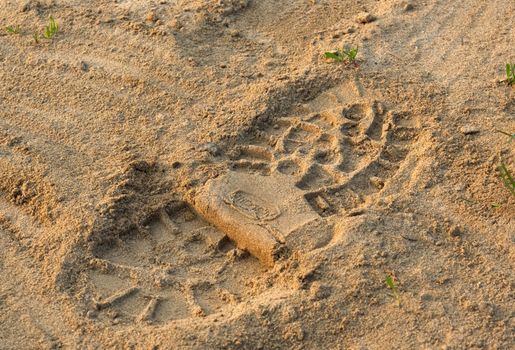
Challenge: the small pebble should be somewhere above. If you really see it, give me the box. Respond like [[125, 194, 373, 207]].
[[370, 176, 385, 189], [314, 195, 330, 210], [196, 142, 220, 156], [448, 225, 462, 237], [169, 18, 182, 30], [420, 293, 432, 302], [348, 208, 366, 216], [80, 61, 89, 72], [226, 248, 247, 262], [460, 125, 480, 135], [227, 29, 241, 37], [20, 0, 37, 12], [86, 310, 97, 319], [355, 12, 376, 24], [145, 11, 157, 22]]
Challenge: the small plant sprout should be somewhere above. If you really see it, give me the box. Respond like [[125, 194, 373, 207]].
[[5, 25, 22, 34], [506, 63, 515, 86], [325, 45, 359, 64], [43, 16, 59, 39], [385, 273, 400, 305], [33, 32, 40, 44], [345, 46, 359, 62], [496, 130, 515, 196], [498, 163, 515, 196]]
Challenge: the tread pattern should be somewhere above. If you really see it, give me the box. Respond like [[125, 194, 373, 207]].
[[84, 202, 264, 324], [80, 82, 419, 325], [228, 91, 418, 217]]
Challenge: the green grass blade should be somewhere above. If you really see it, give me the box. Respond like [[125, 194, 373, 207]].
[[506, 63, 515, 85], [347, 47, 358, 61], [385, 275, 397, 292], [324, 52, 341, 61], [495, 130, 515, 141], [43, 16, 58, 39], [6, 25, 21, 34], [385, 273, 400, 305], [498, 163, 515, 196]]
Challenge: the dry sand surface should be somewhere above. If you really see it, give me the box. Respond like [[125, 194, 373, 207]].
[[0, 0, 514, 349]]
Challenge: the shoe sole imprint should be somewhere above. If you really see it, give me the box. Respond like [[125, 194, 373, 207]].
[[84, 202, 266, 325], [189, 86, 419, 266], [81, 82, 419, 324]]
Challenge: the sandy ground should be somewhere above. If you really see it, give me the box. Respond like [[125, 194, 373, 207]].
[[0, 0, 514, 349]]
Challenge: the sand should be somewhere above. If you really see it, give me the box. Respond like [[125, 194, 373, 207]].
[[0, 0, 513, 349]]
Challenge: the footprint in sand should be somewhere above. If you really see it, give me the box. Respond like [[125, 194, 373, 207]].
[[84, 202, 265, 325], [232, 88, 419, 218], [189, 81, 420, 265], [81, 80, 419, 325]]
